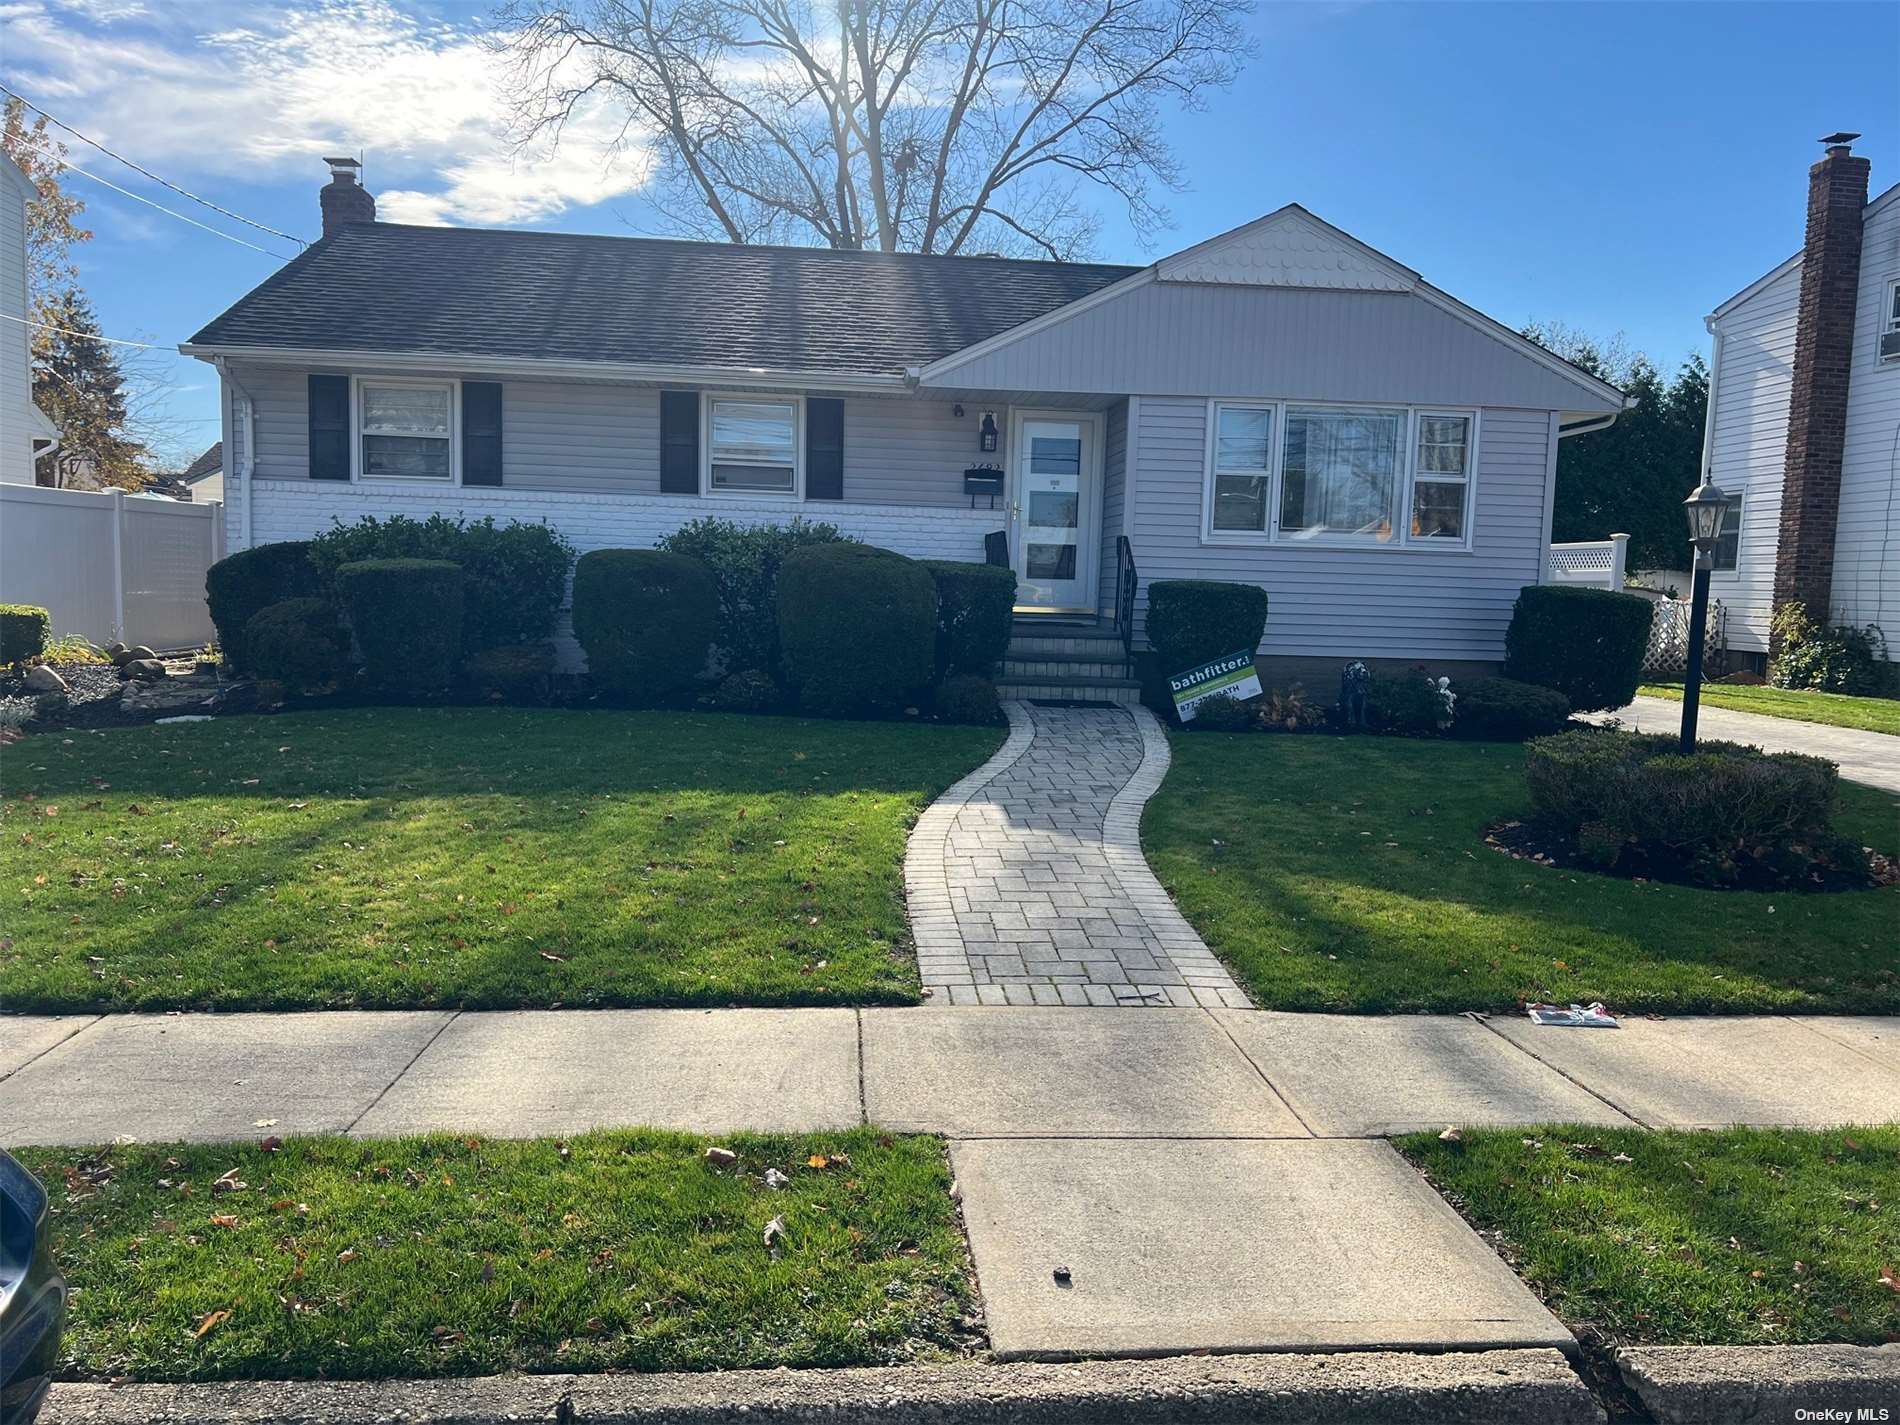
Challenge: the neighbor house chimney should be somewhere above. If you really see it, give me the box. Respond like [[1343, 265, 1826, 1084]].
[[320, 156, 375, 237], [1771, 133, 1870, 647]]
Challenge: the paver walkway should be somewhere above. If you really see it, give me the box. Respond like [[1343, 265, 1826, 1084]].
[[906, 701, 1249, 1008], [1600, 694, 1900, 792]]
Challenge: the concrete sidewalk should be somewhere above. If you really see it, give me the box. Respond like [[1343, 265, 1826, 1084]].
[[9, 1005, 1897, 1362], [1602, 694, 1900, 792]]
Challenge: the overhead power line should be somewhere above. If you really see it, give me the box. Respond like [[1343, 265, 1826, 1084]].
[[0, 311, 167, 350], [57, 157, 298, 260], [1, 81, 307, 249]]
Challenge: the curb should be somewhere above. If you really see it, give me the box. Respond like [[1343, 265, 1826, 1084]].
[[1617, 1343, 1900, 1423], [46, 1349, 1604, 1424]]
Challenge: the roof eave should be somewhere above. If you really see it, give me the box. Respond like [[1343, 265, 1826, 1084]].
[[180, 343, 912, 393]]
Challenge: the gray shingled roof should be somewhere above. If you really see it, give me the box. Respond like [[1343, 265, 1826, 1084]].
[[187, 223, 1141, 377], [180, 442, 222, 481]]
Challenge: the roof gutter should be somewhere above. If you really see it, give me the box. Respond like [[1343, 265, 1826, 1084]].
[[180, 344, 912, 395], [1557, 411, 1620, 439]]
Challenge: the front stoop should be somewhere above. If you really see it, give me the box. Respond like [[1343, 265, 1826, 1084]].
[[999, 616, 1140, 705]]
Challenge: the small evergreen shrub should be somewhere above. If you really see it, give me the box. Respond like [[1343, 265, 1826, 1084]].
[[463, 642, 555, 702], [778, 543, 936, 717], [570, 549, 718, 703], [0, 604, 51, 666], [1367, 671, 1447, 735], [243, 597, 351, 692], [335, 558, 465, 697], [1504, 585, 1652, 713], [205, 541, 322, 671], [1456, 676, 1572, 741], [1524, 730, 1854, 886], [655, 517, 855, 674], [934, 673, 1003, 725], [704, 668, 782, 713], [309, 514, 573, 655], [1145, 581, 1269, 674], [1770, 605, 1895, 695], [920, 560, 1016, 678], [1190, 692, 1259, 732]]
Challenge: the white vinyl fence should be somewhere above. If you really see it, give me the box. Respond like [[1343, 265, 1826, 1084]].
[[1545, 533, 1629, 590], [0, 484, 225, 650]]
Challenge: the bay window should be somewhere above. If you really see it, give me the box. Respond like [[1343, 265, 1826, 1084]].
[[359, 379, 453, 479], [708, 397, 799, 495], [1200, 399, 1480, 549]]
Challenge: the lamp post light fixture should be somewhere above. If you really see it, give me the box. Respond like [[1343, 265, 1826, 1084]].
[[1678, 478, 1731, 752]]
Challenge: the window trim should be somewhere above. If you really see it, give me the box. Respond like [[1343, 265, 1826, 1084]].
[[1407, 408, 1477, 545], [702, 392, 805, 499], [351, 375, 460, 483], [1881, 278, 1900, 367], [1710, 489, 1745, 574], [1198, 397, 1481, 551]]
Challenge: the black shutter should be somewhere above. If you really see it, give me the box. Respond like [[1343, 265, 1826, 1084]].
[[660, 390, 699, 494], [308, 374, 350, 480], [462, 381, 503, 486], [805, 397, 844, 501]]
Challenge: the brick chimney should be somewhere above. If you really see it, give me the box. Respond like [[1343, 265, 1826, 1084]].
[[1771, 134, 1870, 646], [319, 156, 375, 237]]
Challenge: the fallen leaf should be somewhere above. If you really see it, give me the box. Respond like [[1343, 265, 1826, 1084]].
[[808, 1153, 832, 1169], [1437, 1126, 1463, 1144], [253, 1119, 278, 1129], [259, 1136, 282, 1153], [538, 950, 567, 962], [336, 1248, 357, 1263], [763, 1215, 786, 1256], [193, 1309, 231, 1339], [1880, 1266, 1900, 1295], [704, 1147, 738, 1167], [209, 1214, 239, 1229]]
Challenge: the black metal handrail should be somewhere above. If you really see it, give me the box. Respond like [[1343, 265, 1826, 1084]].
[[1114, 534, 1137, 673]]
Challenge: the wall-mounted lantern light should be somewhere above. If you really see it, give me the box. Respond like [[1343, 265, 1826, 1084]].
[[979, 411, 999, 453]]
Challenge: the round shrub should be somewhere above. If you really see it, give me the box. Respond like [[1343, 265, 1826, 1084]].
[[1455, 676, 1571, 741], [1769, 605, 1894, 695], [463, 642, 555, 702], [1504, 585, 1653, 713], [1524, 729, 1849, 885], [704, 668, 782, 713], [205, 541, 322, 671], [0, 604, 51, 666], [335, 558, 465, 697], [1145, 581, 1269, 674], [571, 549, 718, 703], [934, 673, 1003, 725], [243, 598, 350, 692], [1189, 692, 1259, 732], [655, 516, 854, 675], [1367, 671, 1446, 734], [920, 561, 1016, 678], [778, 543, 936, 717]]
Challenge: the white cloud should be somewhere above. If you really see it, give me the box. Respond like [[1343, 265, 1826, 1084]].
[[2, 0, 654, 226]]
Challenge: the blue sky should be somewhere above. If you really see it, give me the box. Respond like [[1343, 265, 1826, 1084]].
[[3, 0, 1894, 468]]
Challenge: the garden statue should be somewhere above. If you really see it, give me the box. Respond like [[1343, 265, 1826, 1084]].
[[1429, 674, 1456, 730], [1340, 660, 1370, 728]]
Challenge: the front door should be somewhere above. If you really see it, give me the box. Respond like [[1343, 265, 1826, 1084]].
[[1012, 414, 1098, 612]]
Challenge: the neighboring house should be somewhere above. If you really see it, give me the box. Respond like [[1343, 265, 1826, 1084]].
[[182, 157, 1626, 695], [178, 441, 223, 503], [1701, 135, 1898, 666], [0, 152, 59, 486]]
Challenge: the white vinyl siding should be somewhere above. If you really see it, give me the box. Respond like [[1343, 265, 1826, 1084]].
[[1832, 188, 1900, 645], [1129, 398, 1550, 660], [1098, 398, 1128, 613]]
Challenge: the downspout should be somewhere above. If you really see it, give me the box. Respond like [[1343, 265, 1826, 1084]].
[[1697, 318, 1724, 486], [213, 356, 258, 549]]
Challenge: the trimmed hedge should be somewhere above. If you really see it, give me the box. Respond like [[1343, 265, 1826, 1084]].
[[778, 543, 936, 717], [920, 560, 1015, 678], [1189, 693, 1259, 732], [205, 542, 322, 671], [335, 558, 465, 697], [309, 514, 573, 656], [463, 642, 555, 703], [1504, 585, 1652, 713], [655, 517, 854, 675], [1456, 676, 1572, 741], [1525, 730, 1849, 885], [1145, 581, 1268, 674], [934, 673, 1003, 725], [704, 668, 782, 713], [243, 598, 351, 692], [0, 604, 51, 666], [1367, 672, 1445, 735], [570, 549, 718, 703]]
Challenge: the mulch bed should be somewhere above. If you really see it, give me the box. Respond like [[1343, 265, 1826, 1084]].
[[1485, 817, 1898, 894]]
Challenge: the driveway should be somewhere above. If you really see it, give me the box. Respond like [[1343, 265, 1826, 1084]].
[[1600, 694, 1900, 792]]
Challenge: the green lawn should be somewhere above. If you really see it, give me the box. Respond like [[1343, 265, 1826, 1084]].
[[1639, 680, 1900, 736], [1399, 1126, 1900, 1347], [1, 708, 1001, 1013], [18, 1129, 973, 1382], [1143, 734, 1900, 1014]]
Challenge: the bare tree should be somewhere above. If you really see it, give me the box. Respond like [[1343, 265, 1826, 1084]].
[[491, 0, 1252, 258]]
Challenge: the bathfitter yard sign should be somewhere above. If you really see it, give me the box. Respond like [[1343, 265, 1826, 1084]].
[[1169, 650, 1262, 721]]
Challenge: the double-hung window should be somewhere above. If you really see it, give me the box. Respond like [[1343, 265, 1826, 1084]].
[[1712, 490, 1744, 572], [359, 379, 453, 480], [1208, 403, 1273, 532], [1410, 413, 1472, 540], [708, 397, 799, 495], [1881, 279, 1900, 366]]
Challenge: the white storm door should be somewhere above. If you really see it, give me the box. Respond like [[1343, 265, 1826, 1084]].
[[1013, 416, 1097, 611]]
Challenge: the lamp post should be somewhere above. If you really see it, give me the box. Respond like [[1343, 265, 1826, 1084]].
[[1679, 479, 1731, 752]]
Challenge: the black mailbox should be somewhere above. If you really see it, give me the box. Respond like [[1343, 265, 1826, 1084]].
[[963, 466, 1005, 498]]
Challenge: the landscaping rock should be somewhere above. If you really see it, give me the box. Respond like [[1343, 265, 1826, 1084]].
[[104, 640, 129, 661], [118, 658, 167, 682], [1617, 1343, 1900, 1423], [23, 665, 69, 694], [120, 678, 221, 717]]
